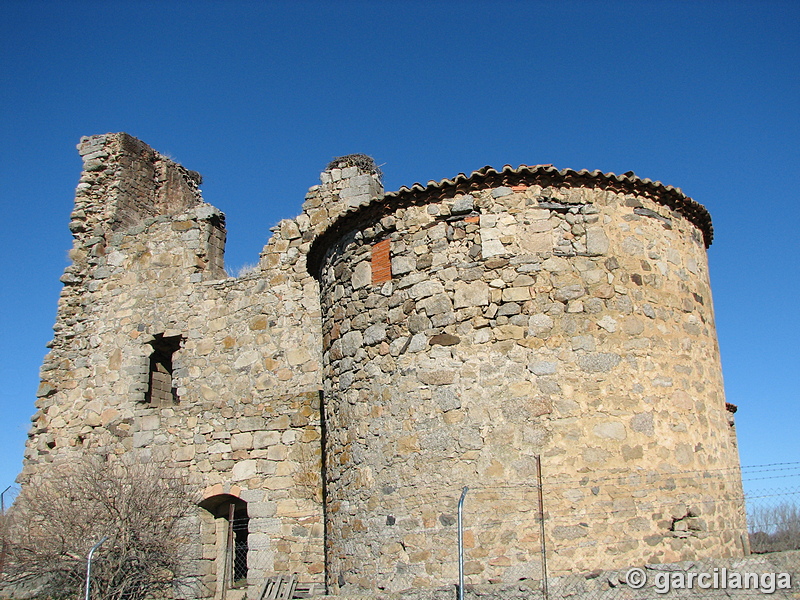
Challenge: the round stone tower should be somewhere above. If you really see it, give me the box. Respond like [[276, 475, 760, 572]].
[[308, 165, 746, 593]]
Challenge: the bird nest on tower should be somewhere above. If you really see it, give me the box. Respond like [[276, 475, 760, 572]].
[[326, 153, 382, 181]]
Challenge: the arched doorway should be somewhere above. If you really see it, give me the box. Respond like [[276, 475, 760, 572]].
[[199, 493, 249, 597]]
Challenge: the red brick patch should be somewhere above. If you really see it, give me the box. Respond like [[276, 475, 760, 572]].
[[371, 239, 392, 284]]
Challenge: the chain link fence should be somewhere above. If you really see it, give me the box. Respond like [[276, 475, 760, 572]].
[[443, 461, 800, 600], [2, 464, 797, 599], [238, 460, 798, 599]]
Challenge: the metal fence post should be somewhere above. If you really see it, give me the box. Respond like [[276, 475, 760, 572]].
[[536, 455, 549, 600], [85, 536, 108, 600], [222, 502, 235, 600], [457, 486, 469, 600], [0, 486, 12, 514]]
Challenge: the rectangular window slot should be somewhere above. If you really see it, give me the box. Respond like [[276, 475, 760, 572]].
[[146, 334, 182, 406]]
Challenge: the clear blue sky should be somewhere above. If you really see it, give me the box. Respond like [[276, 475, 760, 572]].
[[1, 1, 797, 500]]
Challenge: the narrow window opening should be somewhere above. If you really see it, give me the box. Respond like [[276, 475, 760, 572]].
[[146, 334, 182, 406], [232, 507, 249, 585]]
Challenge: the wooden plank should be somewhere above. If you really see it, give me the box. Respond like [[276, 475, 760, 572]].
[[258, 578, 273, 600], [262, 574, 325, 600], [279, 574, 297, 600], [260, 576, 280, 600], [294, 581, 325, 598]]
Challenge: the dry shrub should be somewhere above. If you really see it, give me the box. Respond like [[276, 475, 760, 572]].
[[748, 501, 800, 553], [2, 456, 197, 599]]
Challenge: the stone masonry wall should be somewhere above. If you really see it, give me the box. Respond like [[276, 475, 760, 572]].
[[315, 178, 746, 593], [21, 133, 745, 599], [22, 136, 385, 598], [76, 133, 205, 230], [23, 135, 360, 598]]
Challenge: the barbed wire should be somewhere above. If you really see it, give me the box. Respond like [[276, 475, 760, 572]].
[[325, 464, 797, 502], [325, 480, 797, 513], [742, 472, 800, 482], [741, 461, 800, 470]]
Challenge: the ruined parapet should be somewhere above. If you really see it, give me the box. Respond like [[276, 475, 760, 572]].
[[23, 135, 327, 597], [76, 133, 204, 228], [28, 135, 228, 477], [308, 165, 745, 593], [65, 133, 226, 288]]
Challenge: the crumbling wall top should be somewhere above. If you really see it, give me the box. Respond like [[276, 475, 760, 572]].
[[76, 133, 204, 230]]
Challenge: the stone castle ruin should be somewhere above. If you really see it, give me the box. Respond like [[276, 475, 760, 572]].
[[20, 133, 747, 597]]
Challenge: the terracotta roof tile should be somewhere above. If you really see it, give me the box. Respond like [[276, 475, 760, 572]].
[[383, 164, 712, 248], [307, 164, 714, 276]]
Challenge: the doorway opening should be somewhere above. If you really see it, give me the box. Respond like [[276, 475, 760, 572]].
[[199, 494, 249, 595]]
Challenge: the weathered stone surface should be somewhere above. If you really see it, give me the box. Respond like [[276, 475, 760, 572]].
[[593, 421, 627, 440], [571, 335, 596, 351], [429, 333, 460, 346], [553, 284, 585, 302], [552, 525, 589, 540], [529, 360, 557, 375], [586, 226, 610, 255], [418, 370, 456, 385], [491, 186, 513, 198], [631, 412, 654, 436], [231, 459, 257, 481], [351, 260, 371, 289], [418, 293, 452, 316], [454, 280, 489, 308], [407, 332, 428, 352], [24, 135, 743, 598], [622, 317, 645, 335], [542, 256, 569, 272], [410, 279, 445, 299], [363, 324, 387, 345], [576, 352, 621, 372], [408, 312, 432, 333], [502, 286, 532, 302], [451, 195, 474, 214], [597, 315, 618, 332], [391, 255, 415, 275], [340, 330, 363, 356], [528, 314, 554, 337], [433, 387, 460, 412]]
